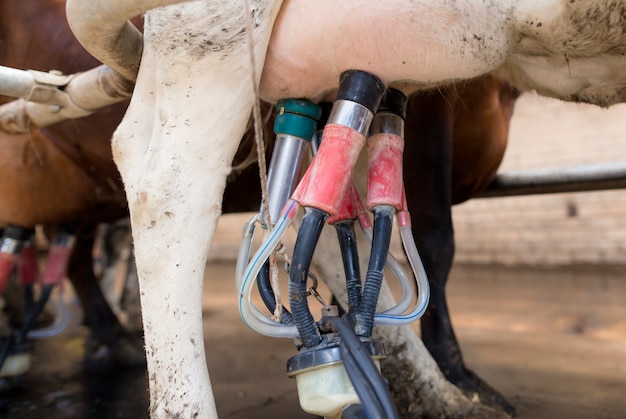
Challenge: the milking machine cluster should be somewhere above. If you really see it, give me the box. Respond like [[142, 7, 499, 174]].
[[0, 224, 74, 381], [237, 70, 431, 418]]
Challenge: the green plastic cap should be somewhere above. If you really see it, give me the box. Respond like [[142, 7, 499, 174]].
[[274, 99, 322, 140]]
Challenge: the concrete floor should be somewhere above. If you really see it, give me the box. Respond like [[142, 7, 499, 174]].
[[447, 264, 626, 419], [1, 261, 625, 418]]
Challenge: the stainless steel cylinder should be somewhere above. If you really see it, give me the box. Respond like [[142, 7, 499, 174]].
[[327, 100, 373, 138], [260, 134, 311, 225]]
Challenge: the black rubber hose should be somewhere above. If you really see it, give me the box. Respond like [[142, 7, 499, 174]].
[[334, 220, 362, 314], [256, 261, 295, 325], [326, 316, 400, 419], [289, 207, 327, 348], [340, 344, 385, 418], [24, 284, 35, 317], [17, 284, 54, 344], [0, 336, 12, 375], [355, 205, 395, 337]]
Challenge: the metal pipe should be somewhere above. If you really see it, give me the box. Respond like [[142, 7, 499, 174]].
[[66, 0, 188, 81], [260, 99, 321, 225], [479, 161, 626, 198]]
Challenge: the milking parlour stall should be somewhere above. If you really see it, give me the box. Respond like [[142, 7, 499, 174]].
[[0, 0, 625, 418]]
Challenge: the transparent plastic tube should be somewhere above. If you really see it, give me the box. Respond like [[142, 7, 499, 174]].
[[27, 290, 70, 339], [238, 200, 300, 338], [358, 224, 415, 316], [235, 213, 260, 292], [374, 224, 430, 325], [237, 200, 430, 332]]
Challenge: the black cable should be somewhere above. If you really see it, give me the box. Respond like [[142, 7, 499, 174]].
[[289, 207, 327, 348], [256, 261, 294, 325], [339, 335, 396, 418], [326, 316, 400, 419], [340, 343, 385, 418], [334, 220, 362, 314], [355, 205, 395, 337], [0, 336, 12, 375]]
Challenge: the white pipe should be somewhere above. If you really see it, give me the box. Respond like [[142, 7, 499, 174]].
[[0, 66, 36, 100], [66, 0, 189, 81], [235, 214, 261, 292], [63, 65, 135, 110], [0, 65, 134, 136]]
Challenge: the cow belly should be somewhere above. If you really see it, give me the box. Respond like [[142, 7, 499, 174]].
[[0, 133, 99, 226], [261, 0, 626, 107]]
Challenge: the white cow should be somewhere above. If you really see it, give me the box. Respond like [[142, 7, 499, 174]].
[[66, 0, 626, 417]]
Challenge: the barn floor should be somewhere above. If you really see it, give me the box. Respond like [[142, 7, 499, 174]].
[[0, 261, 625, 418]]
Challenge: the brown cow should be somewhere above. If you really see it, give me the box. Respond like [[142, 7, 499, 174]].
[[0, 0, 136, 368]]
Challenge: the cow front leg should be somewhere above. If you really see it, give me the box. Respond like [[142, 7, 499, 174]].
[[403, 90, 514, 414], [111, 59, 254, 419], [108, 3, 282, 416], [113, 122, 243, 417]]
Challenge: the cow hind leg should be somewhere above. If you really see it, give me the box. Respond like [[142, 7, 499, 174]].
[[67, 224, 144, 368], [403, 91, 514, 414]]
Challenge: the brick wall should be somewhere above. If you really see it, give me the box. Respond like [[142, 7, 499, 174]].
[[452, 92, 626, 265]]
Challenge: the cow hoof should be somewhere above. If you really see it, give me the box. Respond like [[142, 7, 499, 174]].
[[84, 334, 145, 370], [456, 368, 515, 416]]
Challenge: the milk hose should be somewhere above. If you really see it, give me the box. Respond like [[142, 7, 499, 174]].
[[290, 70, 385, 347], [326, 316, 400, 419], [334, 220, 362, 313], [367, 88, 431, 326], [16, 284, 54, 345], [255, 99, 321, 325], [288, 207, 328, 348], [354, 205, 395, 337], [238, 201, 300, 338], [375, 218, 431, 324], [27, 290, 70, 339]]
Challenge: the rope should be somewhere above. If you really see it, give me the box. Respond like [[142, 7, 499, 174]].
[[243, 0, 272, 230], [243, 0, 283, 319]]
